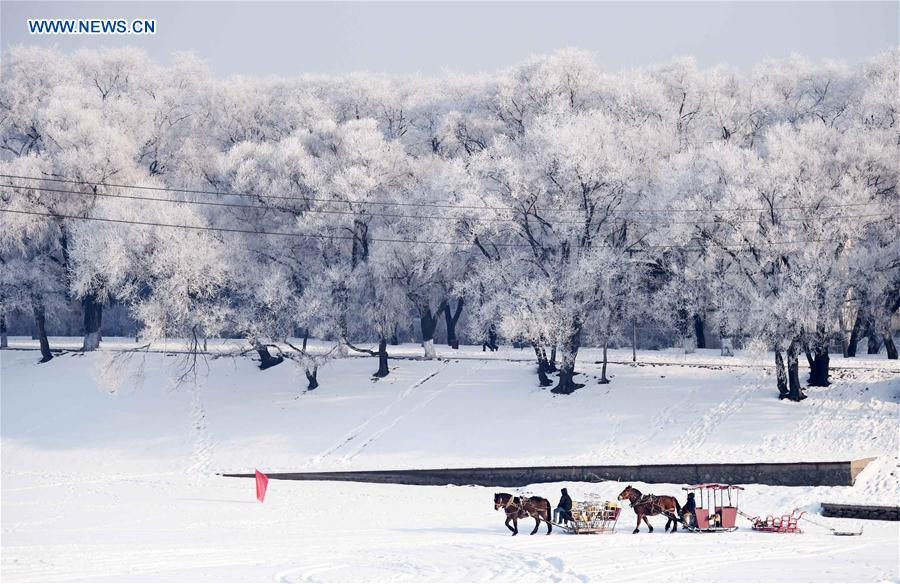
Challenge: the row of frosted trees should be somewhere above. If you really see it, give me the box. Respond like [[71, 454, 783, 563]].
[[1, 46, 897, 398]]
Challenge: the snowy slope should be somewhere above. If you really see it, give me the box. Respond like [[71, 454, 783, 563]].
[[2, 343, 898, 582], [3, 341, 896, 473]]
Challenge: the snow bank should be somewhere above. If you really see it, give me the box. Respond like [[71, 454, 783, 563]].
[[2, 345, 898, 581]]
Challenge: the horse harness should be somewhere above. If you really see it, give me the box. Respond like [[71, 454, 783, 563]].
[[503, 495, 540, 516], [500, 495, 521, 514], [632, 493, 670, 515]]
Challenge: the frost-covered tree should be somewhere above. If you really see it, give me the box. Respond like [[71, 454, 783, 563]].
[[0, 47, 163, 352], [1, 45, 896, 396], [462, 52, 674, 392], [660, 118, 897, 399]]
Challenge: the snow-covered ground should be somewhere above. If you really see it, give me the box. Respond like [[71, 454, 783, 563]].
[[2, 341, 898, 582]]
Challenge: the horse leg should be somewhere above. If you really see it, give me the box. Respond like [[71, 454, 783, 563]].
[[664, 511, 674, 532], [546, 511, 552, 535], [504, 516, 515, 534], [531, 515, 540, 535], [669, 512, 678, 532], [633, 513, 642, 534], [643, 515, 653, 533], [512, 516, 518, 536]]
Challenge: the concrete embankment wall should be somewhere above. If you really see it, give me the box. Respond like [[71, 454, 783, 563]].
[[223, 458, 875, 488], [821, 503, 899, 521]]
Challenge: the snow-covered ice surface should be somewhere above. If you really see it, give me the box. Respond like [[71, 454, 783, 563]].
[[2, 341, 899, 582]]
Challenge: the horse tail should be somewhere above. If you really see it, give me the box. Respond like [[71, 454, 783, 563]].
[[545, 498, 553, 533], [675, 498, 682, 517]]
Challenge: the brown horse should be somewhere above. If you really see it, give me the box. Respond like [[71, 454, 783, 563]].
[[617, 485, 682, 534], [493, 493, 552, 536]]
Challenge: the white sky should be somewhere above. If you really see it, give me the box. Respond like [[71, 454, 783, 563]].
[[1, 1, 897, 76]]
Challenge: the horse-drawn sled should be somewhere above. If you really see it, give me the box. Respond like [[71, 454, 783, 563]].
[[493, 492, 621, 535], [682, 484, 743, 532], [494, 484, 861, 537], [555, 498, 621, 534]]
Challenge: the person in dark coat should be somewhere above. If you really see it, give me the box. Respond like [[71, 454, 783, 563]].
[[553, 488, 573, 524], [681, 492, 697, 528]]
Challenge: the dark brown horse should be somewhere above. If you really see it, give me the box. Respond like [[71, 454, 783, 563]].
[[617, 486, 682, 534], [493, 493, 552, 536]]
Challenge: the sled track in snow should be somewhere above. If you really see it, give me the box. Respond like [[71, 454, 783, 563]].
[[223, 458, 876, 487]]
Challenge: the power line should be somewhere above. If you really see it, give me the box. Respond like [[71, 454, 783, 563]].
[[1, 181, 895, 228], [0, 173, 524, 211], [1, 173, 893, 215], [0, 207, 871, 252], [0, 207, 466, 246]]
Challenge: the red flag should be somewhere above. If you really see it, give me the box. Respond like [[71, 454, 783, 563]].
[[255, 469, 269, 503]]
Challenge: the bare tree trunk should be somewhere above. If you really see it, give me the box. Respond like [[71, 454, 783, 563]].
[[443, 298, 464, 346], [81, 291, 103, 351], [839, 311, 849, 358], [422, 339, 436, 359], [847, 313, 862, 357], [693, 314, 706, 349], [252, 338, 283, 370], [599, 337, 610, 384], [551, 326, 584, 395], [775, 349, 788, 399], [305, 366, 319, 390], [419, 301, 447, 359], [350, 219, 369, 267], [679, 310, 695, 353], [803, 341, 814, 371], [0, 313, 7, 348], [632, 320, 637, 362], [482, 325, 498, 352], [807, 343, 831, 387], [390, 323, 399, 346], [866, 318, 883, 354], [31, 296, 53, 363], [786, 338, 806, 401], [533, 344, 552, 386], [885, 331, 898, 360], [884, 292, 900, 359], [374, 338, 390, 377], [547, 346, 558, 372]]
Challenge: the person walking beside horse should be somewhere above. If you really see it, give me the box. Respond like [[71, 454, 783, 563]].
[[618, 485, 682, 534], [493, 493, 552, 536]]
